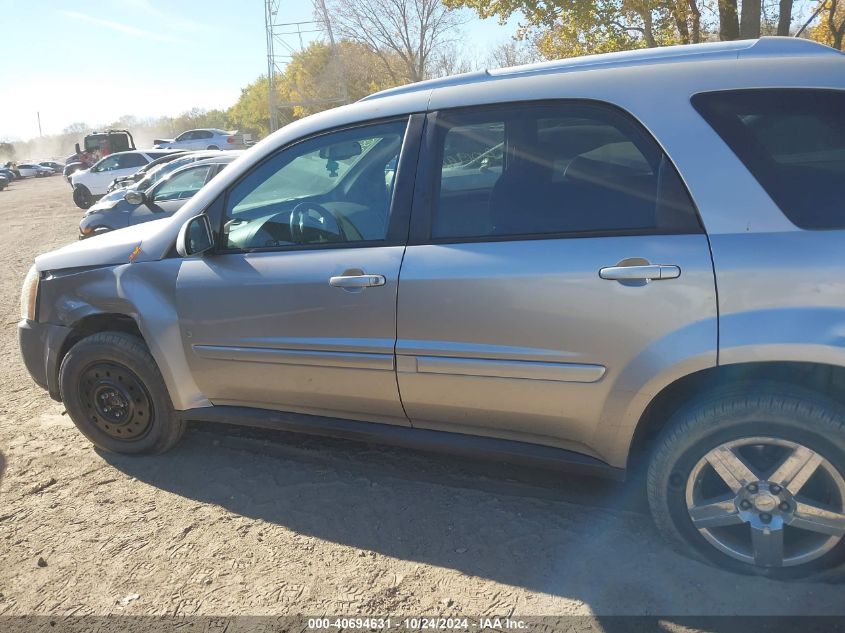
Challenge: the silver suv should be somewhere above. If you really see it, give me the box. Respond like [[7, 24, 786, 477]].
[[18, 38, 845, 580]]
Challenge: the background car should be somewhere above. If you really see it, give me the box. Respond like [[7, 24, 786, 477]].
[[69, 149, 178, 209], [38, 161, 64, 174], [92, 150, 239, 212], [105, 150, 189, 193], [154, 128, 246, 151], [79, 154, 238, 237], [63, 129, 136, 182], [15, 163, 49, 178], [0, 167, 17, 182], [0, 174, 7, 191]]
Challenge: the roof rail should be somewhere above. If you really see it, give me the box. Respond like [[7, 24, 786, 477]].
[[360, 37, 840, 104]]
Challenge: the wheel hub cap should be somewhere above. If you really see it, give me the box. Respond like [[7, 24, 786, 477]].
[[78, 362, 153, 440], [685, 437, 845, 568]]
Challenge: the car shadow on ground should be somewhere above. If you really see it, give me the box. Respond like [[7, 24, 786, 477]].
[[103, 423, 839, 616]]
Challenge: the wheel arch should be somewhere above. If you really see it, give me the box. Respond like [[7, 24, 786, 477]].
[[626, 360, 845, 473], [42, 262, 210, 411]]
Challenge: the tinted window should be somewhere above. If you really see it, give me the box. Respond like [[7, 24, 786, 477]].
[[196, 130, 214, 139], [222, 119, 408, 250], [117, 153, 148, 169], [692, 90, 845, 230], [431, 103, 700, 240]]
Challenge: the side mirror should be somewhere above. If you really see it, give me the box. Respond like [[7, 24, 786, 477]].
[[176, 214, 214, 257], [124, 189, 145, 205]]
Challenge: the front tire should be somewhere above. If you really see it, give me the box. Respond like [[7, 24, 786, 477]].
[[647, 384, 845, 581], [59, 332, 185, 454], [73, 185, 93, 209]]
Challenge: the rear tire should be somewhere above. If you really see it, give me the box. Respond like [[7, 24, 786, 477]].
[[59, 332, 185, 455], [206, 145, 220, 150], [73, 185, 93, 209], [647, 384, 845, 581]]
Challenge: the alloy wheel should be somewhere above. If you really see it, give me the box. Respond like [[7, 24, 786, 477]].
[[685, 436, 845, 567]]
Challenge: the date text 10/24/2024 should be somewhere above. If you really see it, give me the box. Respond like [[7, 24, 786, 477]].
[[307, 617, 528, 630]]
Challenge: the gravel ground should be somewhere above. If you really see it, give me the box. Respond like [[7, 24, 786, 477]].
[[0, 176, 842, 620]]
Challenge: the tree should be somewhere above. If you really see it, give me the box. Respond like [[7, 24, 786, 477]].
[[0, 142, 15, 162], [323, 0, 466, 82], [228, 75, 273, 138], [487, 40, 543, 68], [227, 40, 407, 135], [445, 0, 709, 59], [62, 122, 90, 135], [808, 0, 845, 49], [740, 0, 762, 37], [778, 0, 794, 35]]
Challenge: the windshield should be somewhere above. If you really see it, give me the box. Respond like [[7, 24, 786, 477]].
[[137, 156, 197, 191], [235, 137, 380, 211]]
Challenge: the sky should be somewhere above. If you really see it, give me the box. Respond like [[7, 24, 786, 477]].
[[0, 0, 520, 141]]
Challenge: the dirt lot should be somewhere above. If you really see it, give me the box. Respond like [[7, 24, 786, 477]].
[[0, 176, 842, 620]]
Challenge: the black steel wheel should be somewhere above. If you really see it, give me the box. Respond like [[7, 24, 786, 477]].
[[78, 362, 154, 441], [60, 331, 185, 454], [73, 185, 93, 209]]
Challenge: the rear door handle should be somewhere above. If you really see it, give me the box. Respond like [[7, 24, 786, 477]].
[[329, 274, 386, 288], [599, 264, 680, 281]]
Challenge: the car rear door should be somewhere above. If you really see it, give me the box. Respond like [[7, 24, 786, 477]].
[[175, 115, 423, 425], [395, 102, 717, 459]]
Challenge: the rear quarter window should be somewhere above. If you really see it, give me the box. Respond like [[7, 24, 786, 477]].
[[692, 89, 845, 230]]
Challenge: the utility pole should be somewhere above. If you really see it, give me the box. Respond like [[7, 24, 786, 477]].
[[37, 112, 43, 137], [264, 0, 280, 134], [264, 0, 348, 134]]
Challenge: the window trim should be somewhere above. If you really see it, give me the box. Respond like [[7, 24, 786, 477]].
[[209, 113, 425, 256], [409, 99, 704, 246]]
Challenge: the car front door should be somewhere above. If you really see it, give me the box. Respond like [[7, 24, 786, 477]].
[[175, 115, 422, 425], [395, 102, 717, 459]]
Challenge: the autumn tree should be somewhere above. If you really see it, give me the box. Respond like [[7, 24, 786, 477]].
[[445, 0, 709, 58], [808, 0, 845, 49], [228, 40, 409, 136], [323, 0, 466, 82]]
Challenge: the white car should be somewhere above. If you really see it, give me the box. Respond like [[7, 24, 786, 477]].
[[154, 128, 246, 151], [16, 163, 52, 178], [70, 150, 174, 209]]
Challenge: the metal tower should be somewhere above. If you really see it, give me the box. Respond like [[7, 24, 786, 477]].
[[264, 0, 347, 133]]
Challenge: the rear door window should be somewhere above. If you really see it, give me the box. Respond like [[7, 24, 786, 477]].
[[430, 102, 701, 240], [692, 90, 845, 230]]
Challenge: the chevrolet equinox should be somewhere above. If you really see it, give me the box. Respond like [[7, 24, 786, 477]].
[[19, 38, 845, 580]]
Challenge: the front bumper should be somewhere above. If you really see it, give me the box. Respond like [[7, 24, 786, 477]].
[[19, 320, 73, 402]]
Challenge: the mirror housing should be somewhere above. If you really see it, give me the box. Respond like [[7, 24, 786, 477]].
[[124, 189, 145, 205], [176, 215, 214, 257]]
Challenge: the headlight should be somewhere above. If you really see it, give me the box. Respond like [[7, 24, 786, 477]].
[[20, 265, 39, 321]]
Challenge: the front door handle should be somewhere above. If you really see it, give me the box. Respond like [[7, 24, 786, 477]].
[[599, 264, 680, 281], [329, 274, 386, 288]]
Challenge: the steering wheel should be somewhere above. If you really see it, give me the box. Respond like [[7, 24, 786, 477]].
[[289, 202, 348, 244]]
